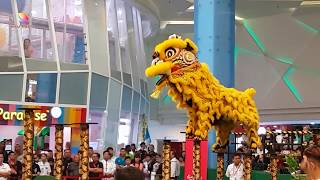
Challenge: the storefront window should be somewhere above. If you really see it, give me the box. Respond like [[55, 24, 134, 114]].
[[118, 118, 131, 145], [25, 73, 57, 103], [106, 0, 121, 79], [51, 0, 85, 64], [116, 0, 131, 74], [0, 1, 19, 57]]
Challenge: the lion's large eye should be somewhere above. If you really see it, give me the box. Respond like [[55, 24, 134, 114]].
[[165, 48, 176, 58]]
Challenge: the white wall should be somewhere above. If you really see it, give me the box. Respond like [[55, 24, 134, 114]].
[[149, 120, 185, 151], [0, 126, 23, 146]]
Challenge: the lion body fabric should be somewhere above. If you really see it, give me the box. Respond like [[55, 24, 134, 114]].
[[167, 62, 261, 149]]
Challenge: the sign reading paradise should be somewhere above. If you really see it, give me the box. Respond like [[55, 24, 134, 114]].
[[0, 108, 49, 121], [0, 104, 87, 126]]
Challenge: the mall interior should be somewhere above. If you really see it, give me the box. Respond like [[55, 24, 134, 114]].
[[0, 0, 320, 179]]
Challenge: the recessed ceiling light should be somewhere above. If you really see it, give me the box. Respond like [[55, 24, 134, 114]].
[[186, 5, 194, 12], [235, 16, 244, 21], [301, 1, 320, 5], [289, 8, 296, 12]]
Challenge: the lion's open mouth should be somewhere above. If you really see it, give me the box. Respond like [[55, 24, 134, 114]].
[[156, 74, 168, 85]]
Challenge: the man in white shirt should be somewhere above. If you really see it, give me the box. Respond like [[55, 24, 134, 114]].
[[170, 151, 180, 180], [226, 153, 244, 180], [0, 153, 11, 180], [102, 150, 116, 180], [38, 153, 51, 176]]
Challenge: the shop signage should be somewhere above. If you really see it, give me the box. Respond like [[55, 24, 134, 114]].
[[17, 12, 30, 28], [0, 108, 49, 121]]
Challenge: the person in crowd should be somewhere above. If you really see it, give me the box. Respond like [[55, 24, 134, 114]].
[[300, 145, 320, 179], [131, 144, 137, 155], [138, 143, 147, 160], [170, 151, 180, 180], [226, 153, 244, 180], [13, 144, 22, 163], [0, 142, 8, 163], [107, 147, 116, 162], [7, 151, 22, 180], [114, 167, 144, 180], [178, 157, 185, 168], [124, 157, 132, 168], [102, 150, 116, 180], [148, 145, 156, 157], [151, 154, 162, 180], [63, 149, 73, 176], [38, 153, 51, 176], [33, 154, 39, 163], [23, 39, 33, 58], [132, 154, 143, 171], [0, 153, 11, 180], [65, 142, 71, 150], [66, 154, 80, 180], [115, 148, 126, 169], [89, 147, 94, 162], [46, 150, 54, 176], [253, 154, 267, 171], [32, 159, 41, 179], [89, 152, 103, 179], [124, 145, 133, 160], [143, 154, 152, 180]]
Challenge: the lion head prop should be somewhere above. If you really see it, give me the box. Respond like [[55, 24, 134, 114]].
[[145, 34, 261, 151]]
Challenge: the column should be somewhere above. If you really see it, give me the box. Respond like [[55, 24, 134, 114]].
[[22, 109, 34, 180], [162, 140, 171, 180], [54, 125, 64, 179], [194, 0, 235, 168], [80, 124, 89, 180]]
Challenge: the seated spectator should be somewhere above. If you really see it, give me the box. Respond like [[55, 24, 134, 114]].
[[114, 167, 144, 180], [38, 153, 51, 176], [89, 153, 103, 179]]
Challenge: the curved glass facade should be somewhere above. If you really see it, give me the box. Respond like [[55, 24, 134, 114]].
[[0, 0, 156, 150]]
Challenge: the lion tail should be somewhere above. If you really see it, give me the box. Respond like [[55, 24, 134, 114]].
[[244, 88, 256, 97]]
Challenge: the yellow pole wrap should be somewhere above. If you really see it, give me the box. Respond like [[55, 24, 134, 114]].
[[54, 125, 64, 180], [22, 110, 34, 180]]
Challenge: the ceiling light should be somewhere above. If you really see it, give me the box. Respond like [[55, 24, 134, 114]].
[[301, 1, 320, 5], [160, 21, 194, 29], [235, 16, 244, 21], [186, 5, 194, 12], [311, 122, 316, 125], [289, 8, 296, 12]]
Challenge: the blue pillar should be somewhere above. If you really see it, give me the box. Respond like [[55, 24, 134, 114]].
[[194, 0, 235, 169]]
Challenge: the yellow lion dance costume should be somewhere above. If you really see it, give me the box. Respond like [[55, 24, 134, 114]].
[[145, 35, 261, 151]]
